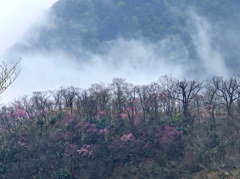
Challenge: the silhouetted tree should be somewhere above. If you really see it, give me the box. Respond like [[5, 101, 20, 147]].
[[174, 79, 203, 118], [212, 77, 240, 117]]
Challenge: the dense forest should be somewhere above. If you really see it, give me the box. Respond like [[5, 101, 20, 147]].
[[1, 76, 240, 178]]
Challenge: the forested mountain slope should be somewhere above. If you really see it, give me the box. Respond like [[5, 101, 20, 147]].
[[6, 0, 240, 77], [1, 77, 240, 178], [34, 0, 240, 51]]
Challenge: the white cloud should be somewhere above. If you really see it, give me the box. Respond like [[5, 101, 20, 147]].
[[1, 38, 187, 103], [0, 4, 231, 104], [188, 9, 228, 77]]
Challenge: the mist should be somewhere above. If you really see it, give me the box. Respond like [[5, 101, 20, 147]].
[[2, 37, 186, 103], [0, 3, 235, 103]]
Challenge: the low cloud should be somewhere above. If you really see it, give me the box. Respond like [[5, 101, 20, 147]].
[[188, 9, 228, 77], [2, 37, 187, 103], [0, 7, 234, 103]]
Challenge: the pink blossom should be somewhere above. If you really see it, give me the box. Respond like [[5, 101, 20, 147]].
[[155, 126, 182, 144], [83, 122, 96, 128], [17, 141, 27, 146], [75, 122, 100, 134], [81, 122, 99, 134], [77, 144, 96, 159], [86, 127, 98, 133], [98, 128, 110, 135], [120, 133, 135, 142], [64, 144, 79, 158], [15, 107, 26, 117], [75, 121, 83, 128], [95, 111, 106, 120], [13, 102, 27, 119]]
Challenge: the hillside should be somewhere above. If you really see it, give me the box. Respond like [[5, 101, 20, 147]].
[[31, 0, 240, 51], [1, 77, 240, 178]]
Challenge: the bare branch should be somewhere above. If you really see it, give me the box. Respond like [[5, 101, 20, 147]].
[[0, 60, 21, 95]]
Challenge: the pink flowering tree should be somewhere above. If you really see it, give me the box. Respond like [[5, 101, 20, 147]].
[[95, 110, 106, 120], [77, 144, 96, 159], [155, 126, 182, 144], [13, 101, 27, 121]]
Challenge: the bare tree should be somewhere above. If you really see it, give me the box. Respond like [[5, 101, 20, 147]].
[[18, 96, 35, 119], [212, 77, 240, 117], [158, 76, 179, 117], [124, 84, 138, 136], [136, 85, 149, 123], [60, 86, 79, 115], [111, 78, 128, 117], [0, 60, 20, 95], [31, 91, 51, 121], [79, 90, 97, 122], [205, 79, 221, 119], [52, 90, 64, 112], [174, 79, 203, 118], [89, 83, 111, 113], [146, 82, 162, 123]]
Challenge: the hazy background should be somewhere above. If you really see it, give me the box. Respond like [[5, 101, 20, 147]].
[[1, 0, 240, 103], [0, 0, 58, 53], [0, 0, 58, 102]]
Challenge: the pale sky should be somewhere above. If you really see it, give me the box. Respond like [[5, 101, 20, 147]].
[[0, 0, 58, 103], [0, 0, 58, 54]]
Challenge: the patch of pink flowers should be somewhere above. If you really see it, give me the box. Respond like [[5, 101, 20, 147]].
[[77, 144, 96, 159], [83, 122, 98, 134], [83, 122, 96, 128], [95, 111, 106, 120], [120, 133, 135, 142], [17, 141, 27, 146], [13, 102, 27, 119], [155, 126, 182, 144], [64, 144, 79, 158], [109, 133, 136, 151], [75, 121, 97, 129], [86, 127, 98, 133], [98, 128, 110, 135]]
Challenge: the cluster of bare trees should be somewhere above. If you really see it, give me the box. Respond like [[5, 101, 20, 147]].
[[2, 76, 240, 132]]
